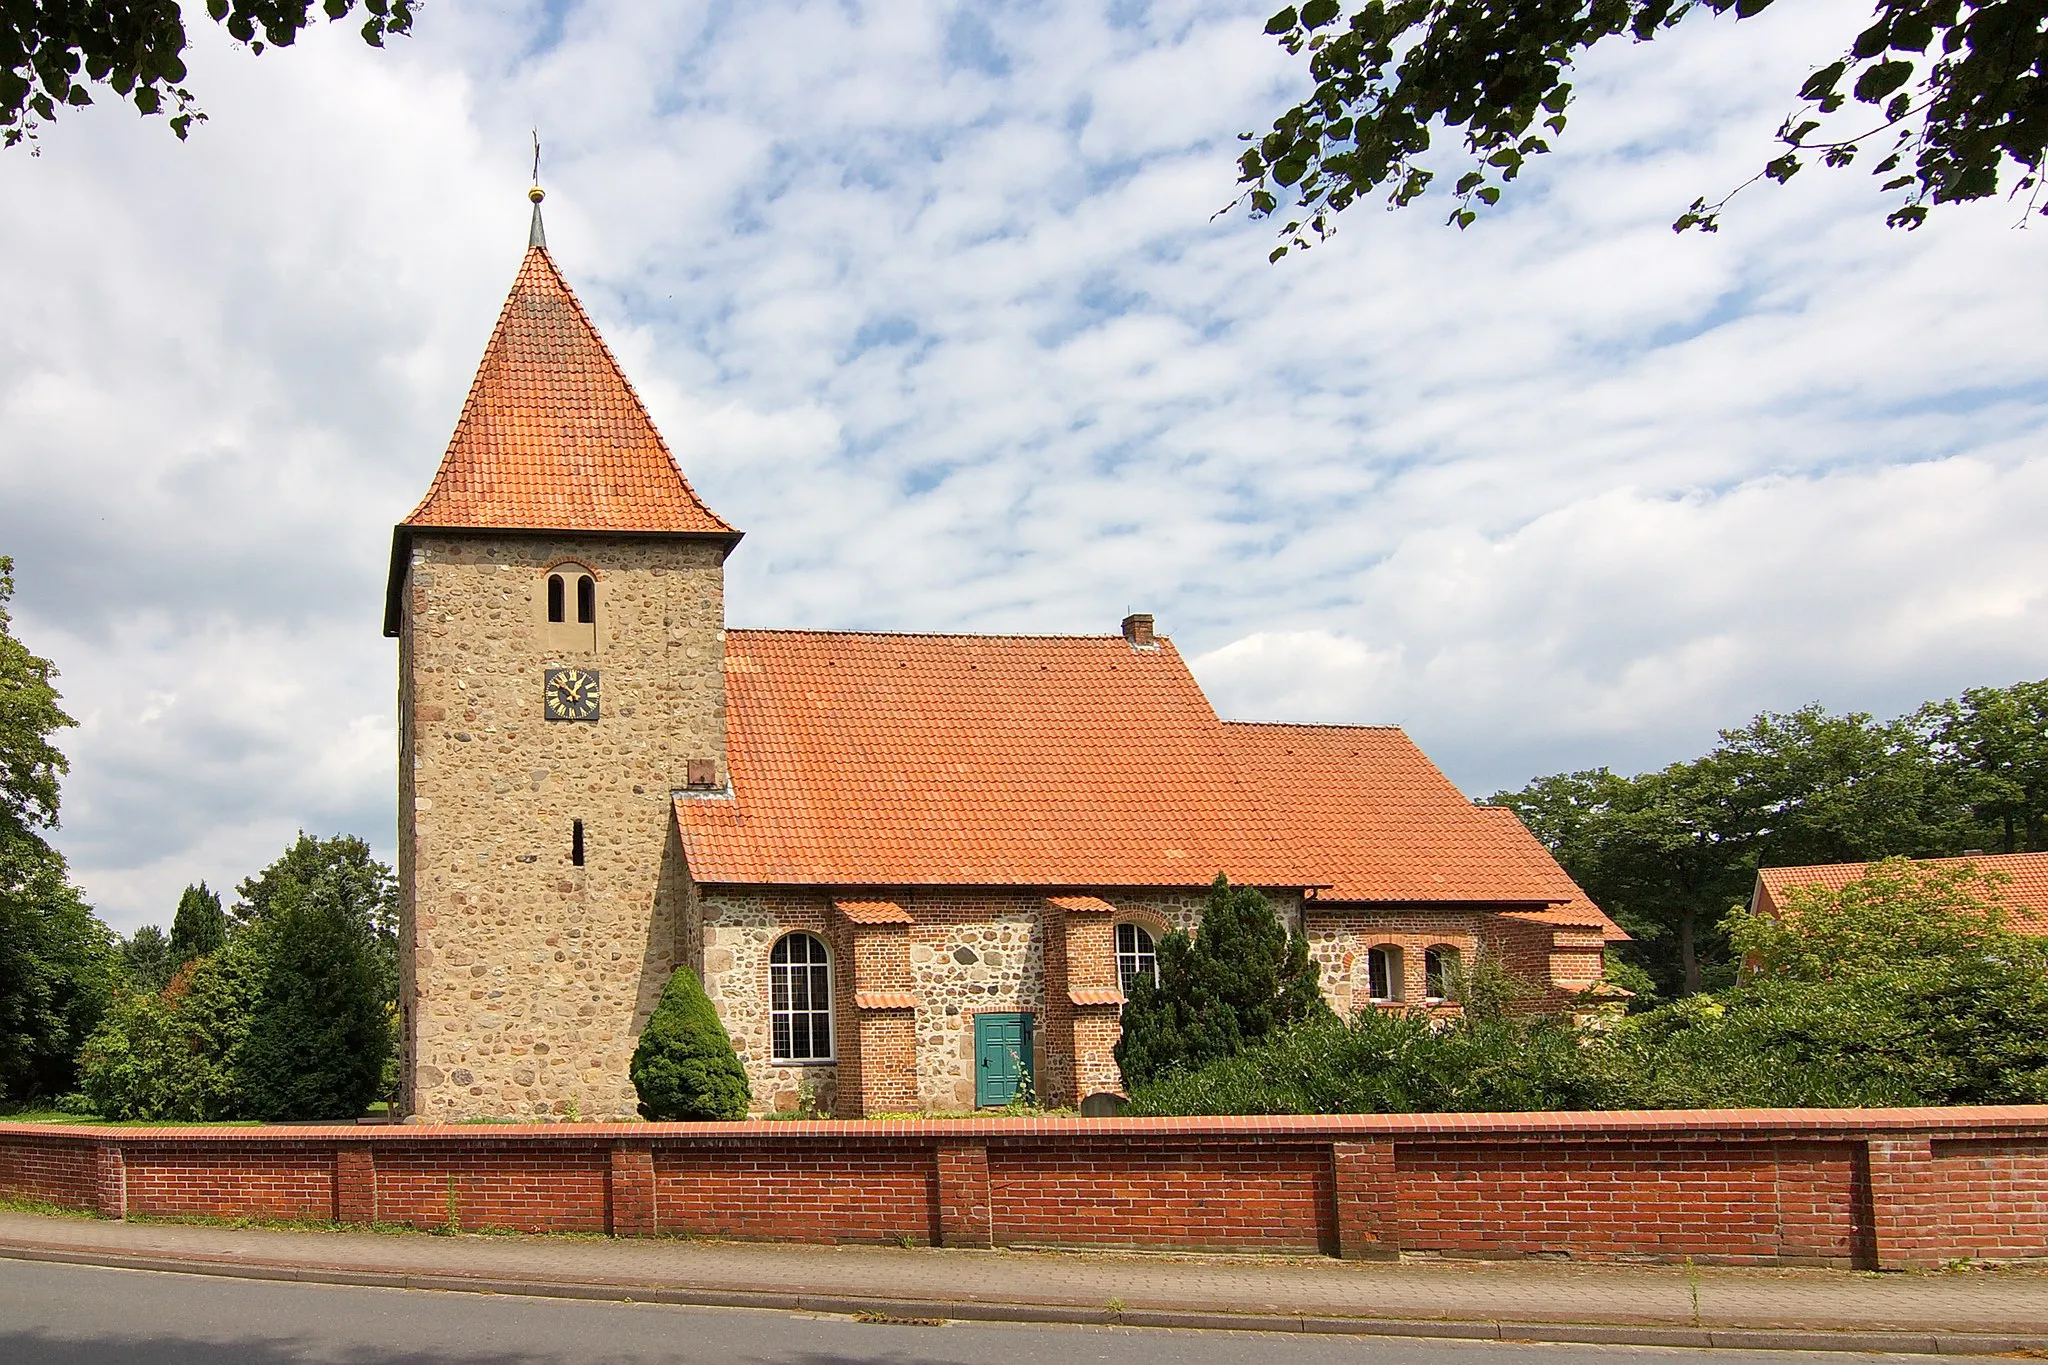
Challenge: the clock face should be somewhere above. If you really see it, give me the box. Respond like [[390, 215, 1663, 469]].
[[543, 668, 600, 722]]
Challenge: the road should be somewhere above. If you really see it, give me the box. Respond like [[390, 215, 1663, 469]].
[[0, 1258, 1991, 1364]]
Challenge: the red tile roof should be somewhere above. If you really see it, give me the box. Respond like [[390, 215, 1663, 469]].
[[674, 633, 1617, 939], [833, 898, 914, 925], [1222, 723, 1620, 934], [1047, 895, 1117, 914], [678, 631, 1309, 889], [404, 247, 734, 536], [1756, 853, 2048, 935]]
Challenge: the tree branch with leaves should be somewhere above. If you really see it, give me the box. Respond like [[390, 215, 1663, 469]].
[[1, 0, 415, 150], [1238, 0, 2047, 255]]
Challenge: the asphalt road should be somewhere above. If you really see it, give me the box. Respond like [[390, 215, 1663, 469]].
[[0, 1258, 1993, 1364]]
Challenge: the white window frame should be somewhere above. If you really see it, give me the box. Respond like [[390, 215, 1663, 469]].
[[1366, 945, 1404, 1003], [769, 932, 834, 1063], [1115, 922, 1159, 997]]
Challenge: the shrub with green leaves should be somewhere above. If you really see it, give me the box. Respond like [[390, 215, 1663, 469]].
[[631, 967, 750, 1121], [77, 931, 267, 1121], [1114, 874, 1328, 1089]]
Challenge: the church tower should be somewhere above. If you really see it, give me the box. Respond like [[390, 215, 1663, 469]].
[[383, 192, 739, 1120]]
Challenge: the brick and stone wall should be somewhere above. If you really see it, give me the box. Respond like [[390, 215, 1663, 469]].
[[397, 532, 728, 1122], [6, 1108, 2045, 1268], [695, 888, 1210, 1115]]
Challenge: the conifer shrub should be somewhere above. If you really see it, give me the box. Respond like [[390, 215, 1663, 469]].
[[631, 967, 750, 1121], [167, 881, 226, 965], [236, 870, 390, 1120], [78, 935, 267, 1120], [1114, 874, 1329, 1088]]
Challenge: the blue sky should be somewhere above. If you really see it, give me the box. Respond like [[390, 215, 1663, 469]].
[[2, 0, 2045, 932]]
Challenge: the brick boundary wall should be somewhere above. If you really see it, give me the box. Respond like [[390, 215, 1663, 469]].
[[4, 1108, 2045, 1269]]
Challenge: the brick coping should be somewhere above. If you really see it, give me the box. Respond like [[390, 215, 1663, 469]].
[[7, 1103, 2047, 1144]]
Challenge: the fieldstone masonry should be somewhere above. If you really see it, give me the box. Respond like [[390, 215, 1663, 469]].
[[397, 532, 727, 1121]]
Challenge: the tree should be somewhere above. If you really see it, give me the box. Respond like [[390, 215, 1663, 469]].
[[1238, 0, 2048, 255], [0, 838, 119, 1100], [1492, 702, 1982, 999], [236, 868, 390, 1120], [1917, 680, 2048, 853], [0, 555, 70, 848], [1114, 874, 1329, 1088], [0, 554, 118, 1101], [630, 967, 749, 1121], [167, 881, 225, 965], [3, 0, 414, 150], [122, 924, 173, 994], [235, 832, 397, 1008]]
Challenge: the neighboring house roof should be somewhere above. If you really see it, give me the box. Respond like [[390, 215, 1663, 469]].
[[401, 245, 734, 538], [676, 630, 1312, 889], [1754, 852, 2048, 935], [1222, 722, 1620, 935], [675, 633, 1619, 939]]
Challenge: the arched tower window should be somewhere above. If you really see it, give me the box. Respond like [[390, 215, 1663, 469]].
[[1115, 922, 1158, 997], [539, 562, 597, 653], [769, 932, 833, 1062]]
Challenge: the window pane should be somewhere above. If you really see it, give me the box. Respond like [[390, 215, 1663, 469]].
[[771, 970, 790, 1012], [772, 1014, 791, 1059]]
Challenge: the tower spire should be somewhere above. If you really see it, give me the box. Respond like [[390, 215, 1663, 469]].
[[528, 129, 547, 250]]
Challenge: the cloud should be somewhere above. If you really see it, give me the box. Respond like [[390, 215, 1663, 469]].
[[1, 0, 2044, 931]]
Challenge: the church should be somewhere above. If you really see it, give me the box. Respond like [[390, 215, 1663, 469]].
[[383, 196, 1624, 1121]]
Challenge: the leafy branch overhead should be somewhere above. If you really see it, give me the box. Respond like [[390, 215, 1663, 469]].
[[1240, 0, 2048, 254], [1, 0, 415, 150]]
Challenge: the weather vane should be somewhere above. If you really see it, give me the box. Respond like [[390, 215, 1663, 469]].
[[530, 129, 544, 204]]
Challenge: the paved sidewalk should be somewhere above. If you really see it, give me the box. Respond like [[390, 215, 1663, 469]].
[[2, 1210, 2044, 1355]]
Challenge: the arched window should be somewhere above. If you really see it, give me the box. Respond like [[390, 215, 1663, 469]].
[[1115, 923, 1158, 996], [576, 574, 595, 625], [1367, 945, 1404, 1003], [1425, 946, 1460, 1002], [547, 574, 566, 623], [769, 933, 833, 1062]]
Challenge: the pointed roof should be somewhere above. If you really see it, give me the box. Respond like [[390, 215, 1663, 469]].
[[401, 244, 734, 537]]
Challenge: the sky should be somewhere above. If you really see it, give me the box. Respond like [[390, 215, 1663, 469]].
[[2, 0, 2044, 935]]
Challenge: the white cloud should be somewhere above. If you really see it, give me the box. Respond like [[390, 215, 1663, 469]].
[[1, 0, 2044, 932]]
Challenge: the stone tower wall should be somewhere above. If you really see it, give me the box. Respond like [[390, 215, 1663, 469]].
[[397, 531, 728, 1121]]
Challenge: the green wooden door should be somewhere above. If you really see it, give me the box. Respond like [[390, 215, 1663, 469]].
[[974, 1012, 1034, 1107]]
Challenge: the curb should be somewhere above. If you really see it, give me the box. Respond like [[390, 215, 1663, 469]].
[[1, 1240, 2043, 1356]]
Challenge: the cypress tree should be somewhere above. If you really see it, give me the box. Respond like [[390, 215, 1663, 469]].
[[235, 869, 389, 1120], [631, 967, 750, 1121], [1114, 874, 1329, 1088], [167, 882, 225, 964]]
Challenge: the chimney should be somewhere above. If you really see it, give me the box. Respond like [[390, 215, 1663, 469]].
[[1121, 613, 1155, 648]]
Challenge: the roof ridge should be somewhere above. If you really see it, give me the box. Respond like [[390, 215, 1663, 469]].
[[1220, 720, 1407, 732], [727, 627, 1175, 643]]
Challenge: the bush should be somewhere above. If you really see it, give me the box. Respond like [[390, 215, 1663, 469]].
[[1127, 1008, 1622, 1116], [236, 871, 391, 1121], [631, 968, 749, 1120], [1114, 874, 1327, 1088], [77, 936, 266, 1121], [0, 838, 120, 1102]]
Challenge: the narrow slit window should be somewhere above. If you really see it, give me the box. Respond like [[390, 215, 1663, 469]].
[[547, 574, 566, 623], [576, 575, 595, 625], [571, 819, 585, 867]]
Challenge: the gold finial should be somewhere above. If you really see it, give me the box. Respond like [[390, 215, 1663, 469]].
[[529, 186, 545, 203]]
